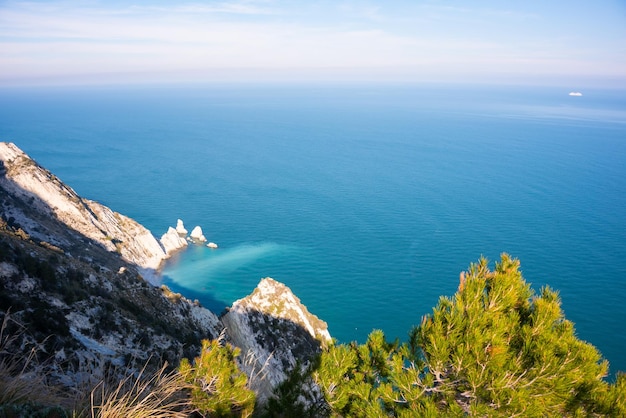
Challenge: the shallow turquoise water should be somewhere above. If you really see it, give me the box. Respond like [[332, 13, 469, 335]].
[[1, 83, 625, 376]]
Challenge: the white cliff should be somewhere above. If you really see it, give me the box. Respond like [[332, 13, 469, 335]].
[[0, 142, 166, 270], [222, 277, 331, 403]]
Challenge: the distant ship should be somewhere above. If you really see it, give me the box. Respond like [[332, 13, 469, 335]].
[[569, 92, 583, 97]]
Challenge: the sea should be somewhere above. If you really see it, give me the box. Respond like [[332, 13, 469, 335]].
[[1, 83, 625, 377]]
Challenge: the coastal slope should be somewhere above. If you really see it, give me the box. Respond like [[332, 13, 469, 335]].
[[0, 142, 166, 271], [0, 141, 329, 405]]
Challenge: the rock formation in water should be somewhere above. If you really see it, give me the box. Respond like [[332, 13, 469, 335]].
[[160, 225, 188, 255], [190, 225, 207, 242], [176, 218, 188, 235], [0, 142, 329, 405]]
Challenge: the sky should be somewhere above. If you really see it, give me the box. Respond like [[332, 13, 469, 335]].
[[1, 0, 625, 87]]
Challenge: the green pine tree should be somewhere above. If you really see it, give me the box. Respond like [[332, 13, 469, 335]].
[[179, 338, 255, 417], [313, 254, 624, 416], [413, 254, 610, 416]]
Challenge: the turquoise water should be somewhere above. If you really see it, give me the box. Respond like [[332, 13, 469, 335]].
[[1, 84, 625, 376]]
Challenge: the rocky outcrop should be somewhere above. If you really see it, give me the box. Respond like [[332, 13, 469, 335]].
[[175, 218, 188, 235], [161, 219, 217, 254], [0, 142, 166, 270], [222, 277, 331, 403], [190, 225, 207, 242], [160, 226, 188, 255]]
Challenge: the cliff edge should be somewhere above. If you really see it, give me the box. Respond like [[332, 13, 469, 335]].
[[0, 142, 166, 272], [222, 277, 331, 403]]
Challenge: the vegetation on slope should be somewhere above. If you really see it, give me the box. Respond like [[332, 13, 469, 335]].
[[1, 248, 624, 416], [180, 338, 256, 417]]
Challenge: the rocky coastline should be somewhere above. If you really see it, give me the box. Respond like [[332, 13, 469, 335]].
[[0, 141, 329, 406]]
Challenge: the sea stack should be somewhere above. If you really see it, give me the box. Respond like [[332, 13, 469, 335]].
[[175, 218, 188, 235], [160, 226, 188, 255], [190, 226, 207, 242]]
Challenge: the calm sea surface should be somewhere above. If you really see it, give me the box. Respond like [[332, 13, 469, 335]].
[[1, 84, 625, 376]]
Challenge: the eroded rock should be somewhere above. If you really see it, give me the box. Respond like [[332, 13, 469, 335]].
[[222, 277, 331, 403]]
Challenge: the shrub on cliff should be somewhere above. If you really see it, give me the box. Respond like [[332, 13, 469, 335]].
[[313, 254, 625, 416], [179, 338, 255, 417]]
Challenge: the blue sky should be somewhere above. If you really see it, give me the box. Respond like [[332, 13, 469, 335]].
[[1, 0, 625, 86]]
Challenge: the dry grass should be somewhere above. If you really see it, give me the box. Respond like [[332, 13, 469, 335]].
[[89, 362, 191, 418], [0, 312, 62, 408], [242, 346, 272, 395], [0, 312, 194, 418]]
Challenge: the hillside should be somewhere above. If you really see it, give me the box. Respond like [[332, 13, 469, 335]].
[[0, 142, 329, 415]]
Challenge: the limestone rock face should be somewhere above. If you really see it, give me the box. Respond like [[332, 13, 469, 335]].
[[160, 226, 188, 255], [222, 277, 331, 403], [0, 142, 166, 270]]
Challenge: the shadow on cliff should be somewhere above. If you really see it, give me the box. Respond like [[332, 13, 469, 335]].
[[221, 306, 328, 415], [231, 307, 324, 364]]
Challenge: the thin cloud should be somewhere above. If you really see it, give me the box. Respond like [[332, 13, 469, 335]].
[[0, 1, 624, 85], [128, 2, 279, 16]]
